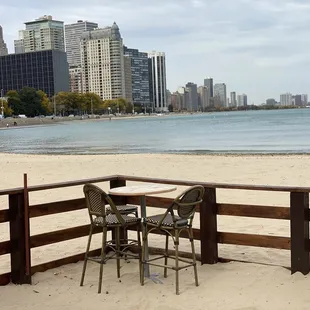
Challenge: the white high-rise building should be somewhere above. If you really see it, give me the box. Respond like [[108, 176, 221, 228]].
[[280, 93, 292, 106], [81, 22, 125, 100], [237, 94, 248, 107], [214, 83, 227, 107], [15, 15, 64, 53], [65, 20, 98, 67], [0, 25, 8, 56], [148, 51, 167, 111]]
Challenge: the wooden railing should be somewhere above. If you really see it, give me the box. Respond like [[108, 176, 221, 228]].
[[0, 174, 309, 286]]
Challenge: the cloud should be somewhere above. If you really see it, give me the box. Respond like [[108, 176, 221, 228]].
[[1, 0, 310, 103]]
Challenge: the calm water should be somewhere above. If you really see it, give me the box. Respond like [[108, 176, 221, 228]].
[[0, 109, 310, 155]]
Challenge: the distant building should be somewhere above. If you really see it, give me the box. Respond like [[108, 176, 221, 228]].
[[198, 86, 210, 111], [64, 20, 98, 67], [81, 22, 125, 100], [0, 25, 8, 56], [124, 46, 150, 106], [123, 55, 133, 104], [185, 82, 198, 112], [204, 77, 213, 98], [280, 93, 292, 106], [237, 94, 248, 107], [148, 51, 167, 111], [266, 98, 277, 105], [230, 92, 237, 107], [214, 83, 227, 107], [301, 94, 308, 106], [69, 66, 83, 93], [0, 50, 69, 97], [15, 15, 65, 53], [293, 95, 302, 106]]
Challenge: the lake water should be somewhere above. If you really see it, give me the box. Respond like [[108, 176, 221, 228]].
[[0, 109, 310, 155]]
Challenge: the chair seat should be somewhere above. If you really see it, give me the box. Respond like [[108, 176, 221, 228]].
[[106, 204, 138, 215], [145, 214, 188, 228], [94, 214, 140, 226]]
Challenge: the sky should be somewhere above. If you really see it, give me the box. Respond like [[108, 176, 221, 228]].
[[0, 0, 310, 104]]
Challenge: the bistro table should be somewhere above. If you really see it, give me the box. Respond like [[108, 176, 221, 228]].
[[109, 184, 177, 281]]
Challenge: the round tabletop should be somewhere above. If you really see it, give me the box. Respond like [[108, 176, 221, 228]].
[[108, 184, 177, 196]]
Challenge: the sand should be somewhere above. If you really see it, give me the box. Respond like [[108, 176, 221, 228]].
[[1, 153, 310, 309]]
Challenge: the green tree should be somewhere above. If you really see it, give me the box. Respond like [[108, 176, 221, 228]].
[[0, 99, 13, 116], [37, 90, 52, 115], [19, 87, 44, 117], [6, 90, 23, 116], [81, 93, 103, 114]]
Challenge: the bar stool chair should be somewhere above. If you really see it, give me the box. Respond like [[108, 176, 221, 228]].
[[80, 183, 142, 293], [141, 185, 204, 295]]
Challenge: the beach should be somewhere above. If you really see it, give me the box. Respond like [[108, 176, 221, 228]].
[[1, 153, 310, 309]]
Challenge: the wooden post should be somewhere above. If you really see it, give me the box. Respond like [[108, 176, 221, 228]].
[[9, 191, 32, 284], [290, 191, 310, 275], [200, 187, 218, 264], [110, 179, 127, 243]]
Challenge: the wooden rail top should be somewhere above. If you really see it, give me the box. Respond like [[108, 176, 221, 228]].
[[1, 174, 310, 196]]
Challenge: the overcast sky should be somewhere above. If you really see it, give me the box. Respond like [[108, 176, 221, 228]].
[[1, 0, 310, 104]]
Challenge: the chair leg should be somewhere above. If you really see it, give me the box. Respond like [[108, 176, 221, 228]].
[[98, 227, 107, 294], [136, 225, 142, 283], [189, 227, 199, 287], [164, 234, 169, 278], [116, 226, 121, 278], [141, 223, 147, 286], [80, 225, 93, 287], [175, 230, 180, 295]]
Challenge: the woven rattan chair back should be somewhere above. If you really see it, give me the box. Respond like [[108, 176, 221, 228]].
[[175, 185, 204, 219], [83, 183, 124, 225]]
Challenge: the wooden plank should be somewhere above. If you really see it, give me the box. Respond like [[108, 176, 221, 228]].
[[31, 249, 102, 275], [0, 240, 10, 256], [30, 225, 106, 248], [9, 192, 31, 284], [0, 209, 9, 223], [200, 187, 218, 264], [218, 203, 290, 220], [0, 187, 23, 197], [127, 196, 173, 210], [30, 198, 86, 218], [0, 272, 10, 285], [27, 175, 118, 193], [218, 232, 290, 250], [117, 175, 310, 193], [290, 192, 310, 275]]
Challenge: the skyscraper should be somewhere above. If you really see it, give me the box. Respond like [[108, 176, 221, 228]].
[[214, 83, 227, 107], [237, 94, 248, 107], [204, 78, 213, 98], [198, 86, 210, 111], [123, 55, 133, 104], [81, 22, 125, 100], [0, 50, 69, 97], [124, 46, 150, 106], [185, 82, 198, 112], [0, 25, 8, 56], [148, 51, 167, 112], [230, 92, 237, 107], [15, 15, 65, 53], [64, 20, 98, 67], [280, 93, 292, 106]]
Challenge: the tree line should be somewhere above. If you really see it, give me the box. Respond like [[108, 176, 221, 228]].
[[0, 87, 137, 118]]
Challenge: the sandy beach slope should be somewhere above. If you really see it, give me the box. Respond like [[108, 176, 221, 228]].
[[1, 153, 310, 309]]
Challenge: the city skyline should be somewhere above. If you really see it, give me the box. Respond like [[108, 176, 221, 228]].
[[1, 0, 310, 104]]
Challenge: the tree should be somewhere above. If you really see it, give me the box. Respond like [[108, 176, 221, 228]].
[[103, 98, 127, 114], [0, 99, 12, 116], [6, 90, 23, 116], [19, 87, 44, 117], [82, 93, 103, 114], [37, 90, 52, 115]]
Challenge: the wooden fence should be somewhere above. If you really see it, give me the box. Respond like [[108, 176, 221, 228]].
[[0, 174, 309, 286]]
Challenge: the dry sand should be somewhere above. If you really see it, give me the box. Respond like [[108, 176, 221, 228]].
[[1, 153, 310, 309]]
